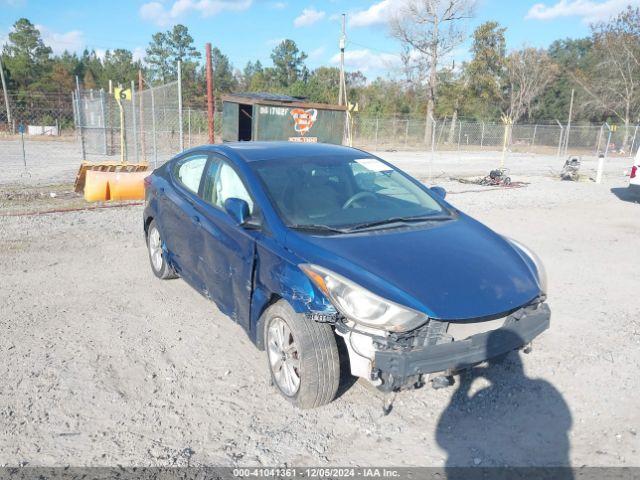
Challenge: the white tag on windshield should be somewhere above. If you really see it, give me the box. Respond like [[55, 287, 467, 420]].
[[354, 158, 393, 173]]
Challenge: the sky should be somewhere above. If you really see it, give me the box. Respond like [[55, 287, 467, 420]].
[[0, 0, 637, 80]]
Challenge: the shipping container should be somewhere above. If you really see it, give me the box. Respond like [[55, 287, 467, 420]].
[[221, 93, 346, 145]]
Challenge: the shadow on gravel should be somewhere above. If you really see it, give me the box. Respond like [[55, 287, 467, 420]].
[[436, 330, 573, 477], [611, 187, 640, 204], [334, 334, 358, 399]]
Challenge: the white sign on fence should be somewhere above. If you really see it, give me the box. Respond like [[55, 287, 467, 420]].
[[27, 125, 59, 136]]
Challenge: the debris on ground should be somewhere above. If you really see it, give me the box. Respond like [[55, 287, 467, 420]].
[[0, 186, 78, 202], [481, 168, 512, 186], [560, 157, 582, 181], [0, 183, 142, 216], [450, 168, 529, 189]]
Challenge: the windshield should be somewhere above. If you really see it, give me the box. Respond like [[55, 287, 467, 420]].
[[251, 155, 449, 231]]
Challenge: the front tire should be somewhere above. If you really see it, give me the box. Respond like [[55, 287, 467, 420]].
[[146, 220, 177, 280], [263, 301, 340, 409]]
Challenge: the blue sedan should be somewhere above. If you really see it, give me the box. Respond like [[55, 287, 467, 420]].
[[143, 142, 549, 408]]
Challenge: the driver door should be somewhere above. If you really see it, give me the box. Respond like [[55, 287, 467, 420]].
[[194, 157, 257, 328]]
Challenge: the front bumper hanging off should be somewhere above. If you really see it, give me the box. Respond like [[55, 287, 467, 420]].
[[374, 303, 550, 383]]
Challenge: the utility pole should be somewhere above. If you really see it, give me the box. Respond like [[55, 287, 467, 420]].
[[338, 14, 346, 106], [206, 43, 215, 144], [338, 14, 351, 145], [0, 54, 11, 129]]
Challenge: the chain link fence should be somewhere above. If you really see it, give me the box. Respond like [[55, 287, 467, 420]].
[[0, 92, 75, 134], [184, 107, 222, 149], [1, 93, 78, 183], [351, 116, 640, 158], [2, 85, 639, 186], [72, 83, 224, 168], [74, 81, 181, 167]]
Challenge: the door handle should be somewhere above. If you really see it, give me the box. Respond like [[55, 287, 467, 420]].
[[191, 215, 201, 225]]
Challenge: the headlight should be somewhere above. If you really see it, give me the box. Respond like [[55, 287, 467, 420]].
[[299, 264, 428, 332], [507, 238, 548, 294]]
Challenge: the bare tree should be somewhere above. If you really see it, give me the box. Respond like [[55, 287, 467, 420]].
[[574, 7, 640, 149], [505, 48, 557, 123], [390, 0, 474, 145]]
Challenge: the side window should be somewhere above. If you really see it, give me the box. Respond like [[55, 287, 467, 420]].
[[174, 154, 208, 194], [214, 162, 254, 214], [201, 158, 221, 205]]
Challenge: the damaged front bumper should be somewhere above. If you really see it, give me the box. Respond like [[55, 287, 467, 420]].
[[376, 303, 550, 387], [337, 301, 550, 392]]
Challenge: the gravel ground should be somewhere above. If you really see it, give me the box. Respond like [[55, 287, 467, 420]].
[[0, 150, 639, 467]]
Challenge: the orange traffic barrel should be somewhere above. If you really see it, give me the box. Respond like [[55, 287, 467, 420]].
[[84, 170, 113, 202], [109, 171, 148, 201]]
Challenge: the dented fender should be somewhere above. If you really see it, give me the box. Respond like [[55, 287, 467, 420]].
[[249, 235, 336, 348]]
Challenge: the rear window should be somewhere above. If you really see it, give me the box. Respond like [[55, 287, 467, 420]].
[[174, 154, 208, 194]]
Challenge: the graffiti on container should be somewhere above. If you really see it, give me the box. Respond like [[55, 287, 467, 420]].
[[259, 106, 289, 116], [290, 108, 317, 136]]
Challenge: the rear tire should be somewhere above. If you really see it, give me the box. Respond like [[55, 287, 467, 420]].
[[146, 220, 177, 280], [263, 300, 340, 409]]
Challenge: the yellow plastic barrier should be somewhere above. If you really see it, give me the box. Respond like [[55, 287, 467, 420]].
[[109, 171, 148, 201], [82, 168, 148, 202], [84, 170, 113, 202]]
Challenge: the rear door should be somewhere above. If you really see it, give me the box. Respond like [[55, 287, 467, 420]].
[[158, 152, 208, 287], [194, 156, 258, 327]]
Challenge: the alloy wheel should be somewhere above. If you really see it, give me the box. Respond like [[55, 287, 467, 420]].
[[148, 226, 163, 272], [267, 317, 301, 396]]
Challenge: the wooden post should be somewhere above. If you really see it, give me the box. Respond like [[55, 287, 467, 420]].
[[0, 54, 12, 128], [206, 43, 215, 144]]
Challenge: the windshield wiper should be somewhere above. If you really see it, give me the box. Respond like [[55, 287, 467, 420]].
[[345, 215, 451, 232], [288, 224, 350, 234]]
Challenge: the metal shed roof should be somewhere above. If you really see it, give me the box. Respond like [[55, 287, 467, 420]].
[[221, 92, 347, 111]]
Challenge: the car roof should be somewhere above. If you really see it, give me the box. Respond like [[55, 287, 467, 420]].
[[205, 141, 372, 163]]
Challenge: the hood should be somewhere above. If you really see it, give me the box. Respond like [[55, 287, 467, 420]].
[[286, 215, 541, 321]]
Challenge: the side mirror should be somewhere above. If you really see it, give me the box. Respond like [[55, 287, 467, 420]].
[[430, 186, 447, 199], [224, 198, 250, 225]]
